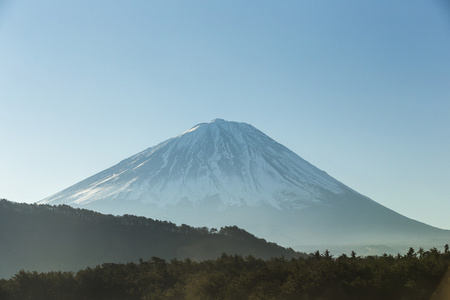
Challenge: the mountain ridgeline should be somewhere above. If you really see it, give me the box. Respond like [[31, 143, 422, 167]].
[[0, 199, 303, 279], [38, 119, 450, 253]]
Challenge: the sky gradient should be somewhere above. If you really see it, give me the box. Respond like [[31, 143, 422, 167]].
[[1, 1, 449, 229]]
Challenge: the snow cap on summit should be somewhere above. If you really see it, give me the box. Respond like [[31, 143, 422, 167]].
[[40, 119, 345, 209]]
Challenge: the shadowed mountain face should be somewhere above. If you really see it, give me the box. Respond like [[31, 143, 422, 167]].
[[39, 119, 450, 252], [0, 199, 302, 279]]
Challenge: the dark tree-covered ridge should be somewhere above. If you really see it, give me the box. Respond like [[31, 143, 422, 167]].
[[1, 249, 450, 300], [0, 199, 303, 279]]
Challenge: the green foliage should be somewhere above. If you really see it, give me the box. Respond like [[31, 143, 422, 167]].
[[1, 248, 449, 300]]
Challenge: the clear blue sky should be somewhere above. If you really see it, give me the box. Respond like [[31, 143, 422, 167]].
[[1, 1, 449, 229]]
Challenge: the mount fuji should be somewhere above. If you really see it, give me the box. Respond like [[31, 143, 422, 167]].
[[39, 119, 449, 252]]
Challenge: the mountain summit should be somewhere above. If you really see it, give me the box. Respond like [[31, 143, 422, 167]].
[[41, 119, 344, 209], [39, 119, 449, 252]]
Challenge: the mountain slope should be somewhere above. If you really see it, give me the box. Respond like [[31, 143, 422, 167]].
[[38, 119, 450, 252], [40, 119, 344, 209], [0, 199, 302, 279]]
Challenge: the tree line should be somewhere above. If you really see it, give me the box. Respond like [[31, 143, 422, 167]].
[[1, 246, 449, 300], [0, 199, 302, 278]]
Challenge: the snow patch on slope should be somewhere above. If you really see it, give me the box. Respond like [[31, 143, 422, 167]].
[[39, 119, 346, 210]]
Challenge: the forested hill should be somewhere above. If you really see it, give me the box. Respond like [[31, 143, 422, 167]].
[[0, 199, 304, 279]]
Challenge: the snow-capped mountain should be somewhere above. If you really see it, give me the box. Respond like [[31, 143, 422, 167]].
[[41, 119, 344, 209], [39, 119, 450, 252]]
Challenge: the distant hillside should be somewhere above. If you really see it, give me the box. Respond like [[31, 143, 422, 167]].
[[39, 119, 450, 252], [0, 199, 303, 279]]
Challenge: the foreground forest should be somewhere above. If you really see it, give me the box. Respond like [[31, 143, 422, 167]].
[[1, 247, 449, 300]]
